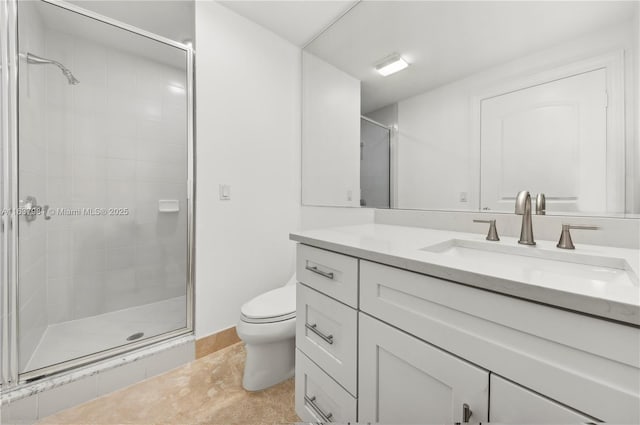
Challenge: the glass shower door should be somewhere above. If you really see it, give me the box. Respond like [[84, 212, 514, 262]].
[[360, 118, 390, 208], [16, 0, 192, 378]]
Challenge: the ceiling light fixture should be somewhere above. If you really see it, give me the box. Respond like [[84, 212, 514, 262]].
[[375, 54, 409, 77]]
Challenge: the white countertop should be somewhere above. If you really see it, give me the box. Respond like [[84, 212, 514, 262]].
[[290, 224, 640, 326]]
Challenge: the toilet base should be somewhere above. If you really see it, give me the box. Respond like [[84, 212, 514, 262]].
[[242, 338, 295, 391]]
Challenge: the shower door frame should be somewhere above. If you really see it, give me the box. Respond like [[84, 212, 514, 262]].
[[0, 0, 195, 387]]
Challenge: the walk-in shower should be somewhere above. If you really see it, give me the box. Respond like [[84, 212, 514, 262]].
[[0, 0, 194, 389]]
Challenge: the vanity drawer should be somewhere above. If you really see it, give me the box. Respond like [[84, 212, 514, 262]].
[[296, 244, 358, 308], [295, 349, 357, 423], [296, 283, 357, 395]]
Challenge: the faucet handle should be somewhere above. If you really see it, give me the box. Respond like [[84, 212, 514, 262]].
[[557, 224, 599, 249], [535, 193, 546, 215], [473, 219, 500, 241]]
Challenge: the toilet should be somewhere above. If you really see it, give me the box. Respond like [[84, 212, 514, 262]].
[[237, 275, 297, 391]]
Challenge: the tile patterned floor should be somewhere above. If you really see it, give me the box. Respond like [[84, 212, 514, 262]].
[[39, 343, 298, 424]]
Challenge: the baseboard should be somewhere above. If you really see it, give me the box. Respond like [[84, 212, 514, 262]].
[[195, 327, 241, 358]]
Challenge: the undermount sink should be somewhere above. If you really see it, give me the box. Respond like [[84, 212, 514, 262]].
[[421, 239, 639, 287]]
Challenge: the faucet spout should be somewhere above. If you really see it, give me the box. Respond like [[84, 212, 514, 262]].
[[514, 190, 536, 245]]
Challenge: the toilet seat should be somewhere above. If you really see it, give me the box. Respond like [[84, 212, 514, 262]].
[[240, 285, 296, 324]]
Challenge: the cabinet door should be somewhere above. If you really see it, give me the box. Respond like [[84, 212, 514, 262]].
[[359, 314, 489, 423], [490, 374, 599, 423]]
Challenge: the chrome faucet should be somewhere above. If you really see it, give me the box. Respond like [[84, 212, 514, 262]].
[[515, 190, 535, 245]]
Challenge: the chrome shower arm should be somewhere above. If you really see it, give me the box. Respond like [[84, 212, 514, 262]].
[[19, 52, 79, 85]]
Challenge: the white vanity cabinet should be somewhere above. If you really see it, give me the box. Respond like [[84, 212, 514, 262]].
[[294, 243, 640, 423], [359, 313, 489, 423]]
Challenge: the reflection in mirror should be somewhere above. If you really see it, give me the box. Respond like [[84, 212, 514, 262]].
[[360, 117, 390, 208], [302, 1, 639, 217]]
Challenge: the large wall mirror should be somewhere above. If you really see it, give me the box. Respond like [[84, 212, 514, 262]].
[[301, 1, 639, 217]]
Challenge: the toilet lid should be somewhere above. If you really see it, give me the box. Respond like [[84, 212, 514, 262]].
[[240, 284, 296, 321]]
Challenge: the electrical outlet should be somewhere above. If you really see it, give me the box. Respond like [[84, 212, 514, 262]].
[[459, 192, 468, 203], [347, 190, 353, 201]]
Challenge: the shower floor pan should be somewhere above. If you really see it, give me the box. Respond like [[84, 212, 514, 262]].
[[24, 296, 187, 373]]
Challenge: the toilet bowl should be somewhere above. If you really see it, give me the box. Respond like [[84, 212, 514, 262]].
[[237, 276, 296, 391]]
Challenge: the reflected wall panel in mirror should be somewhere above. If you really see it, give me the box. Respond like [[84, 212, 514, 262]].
[[301, 1, 639, 217]]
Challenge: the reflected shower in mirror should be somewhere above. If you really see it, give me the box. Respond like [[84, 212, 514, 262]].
[[302, 1, 639, 217]]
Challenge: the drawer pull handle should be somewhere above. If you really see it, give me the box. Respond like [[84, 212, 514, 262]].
[[305, 395, 333, 422], [305, 265, 334, 280], [305, 323, 334, 345]]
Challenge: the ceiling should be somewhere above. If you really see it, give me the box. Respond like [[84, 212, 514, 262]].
[[304, 1, 639, 113], [219, 0, 359, 47], [68, 0, 195, 44], [68, 0, 356, 48]]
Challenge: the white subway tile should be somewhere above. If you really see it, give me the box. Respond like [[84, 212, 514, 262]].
[[106, 135, 136, 160], [47, 277, 74, 324], [107, 158, 136, 180], [46, 248, 71, 279], [71, 248, 106, 275], [107, 246, 135, 270], [46, 177, 73, 206], [72, 155, 107, 179]]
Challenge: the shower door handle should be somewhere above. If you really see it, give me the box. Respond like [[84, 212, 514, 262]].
[[20, 196, 41, 222], [19, 196, 50, 222]]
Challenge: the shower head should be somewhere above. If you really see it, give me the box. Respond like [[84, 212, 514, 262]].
[[60, 67, 80, 85], [20, 52, 79, 85]]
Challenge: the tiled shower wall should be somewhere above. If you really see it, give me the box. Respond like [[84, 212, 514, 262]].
[[41, 28, 188, 326], [18, 1, 49, 372]]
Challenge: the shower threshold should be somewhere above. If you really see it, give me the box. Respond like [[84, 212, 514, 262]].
[[24, 296, 186, 373]]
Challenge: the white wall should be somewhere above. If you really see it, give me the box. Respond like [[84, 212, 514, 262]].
[[302, 52, 361, 207], [300, 206, 374, 230], [195, 0, 301, 338], [395, 21, 637, 213]]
